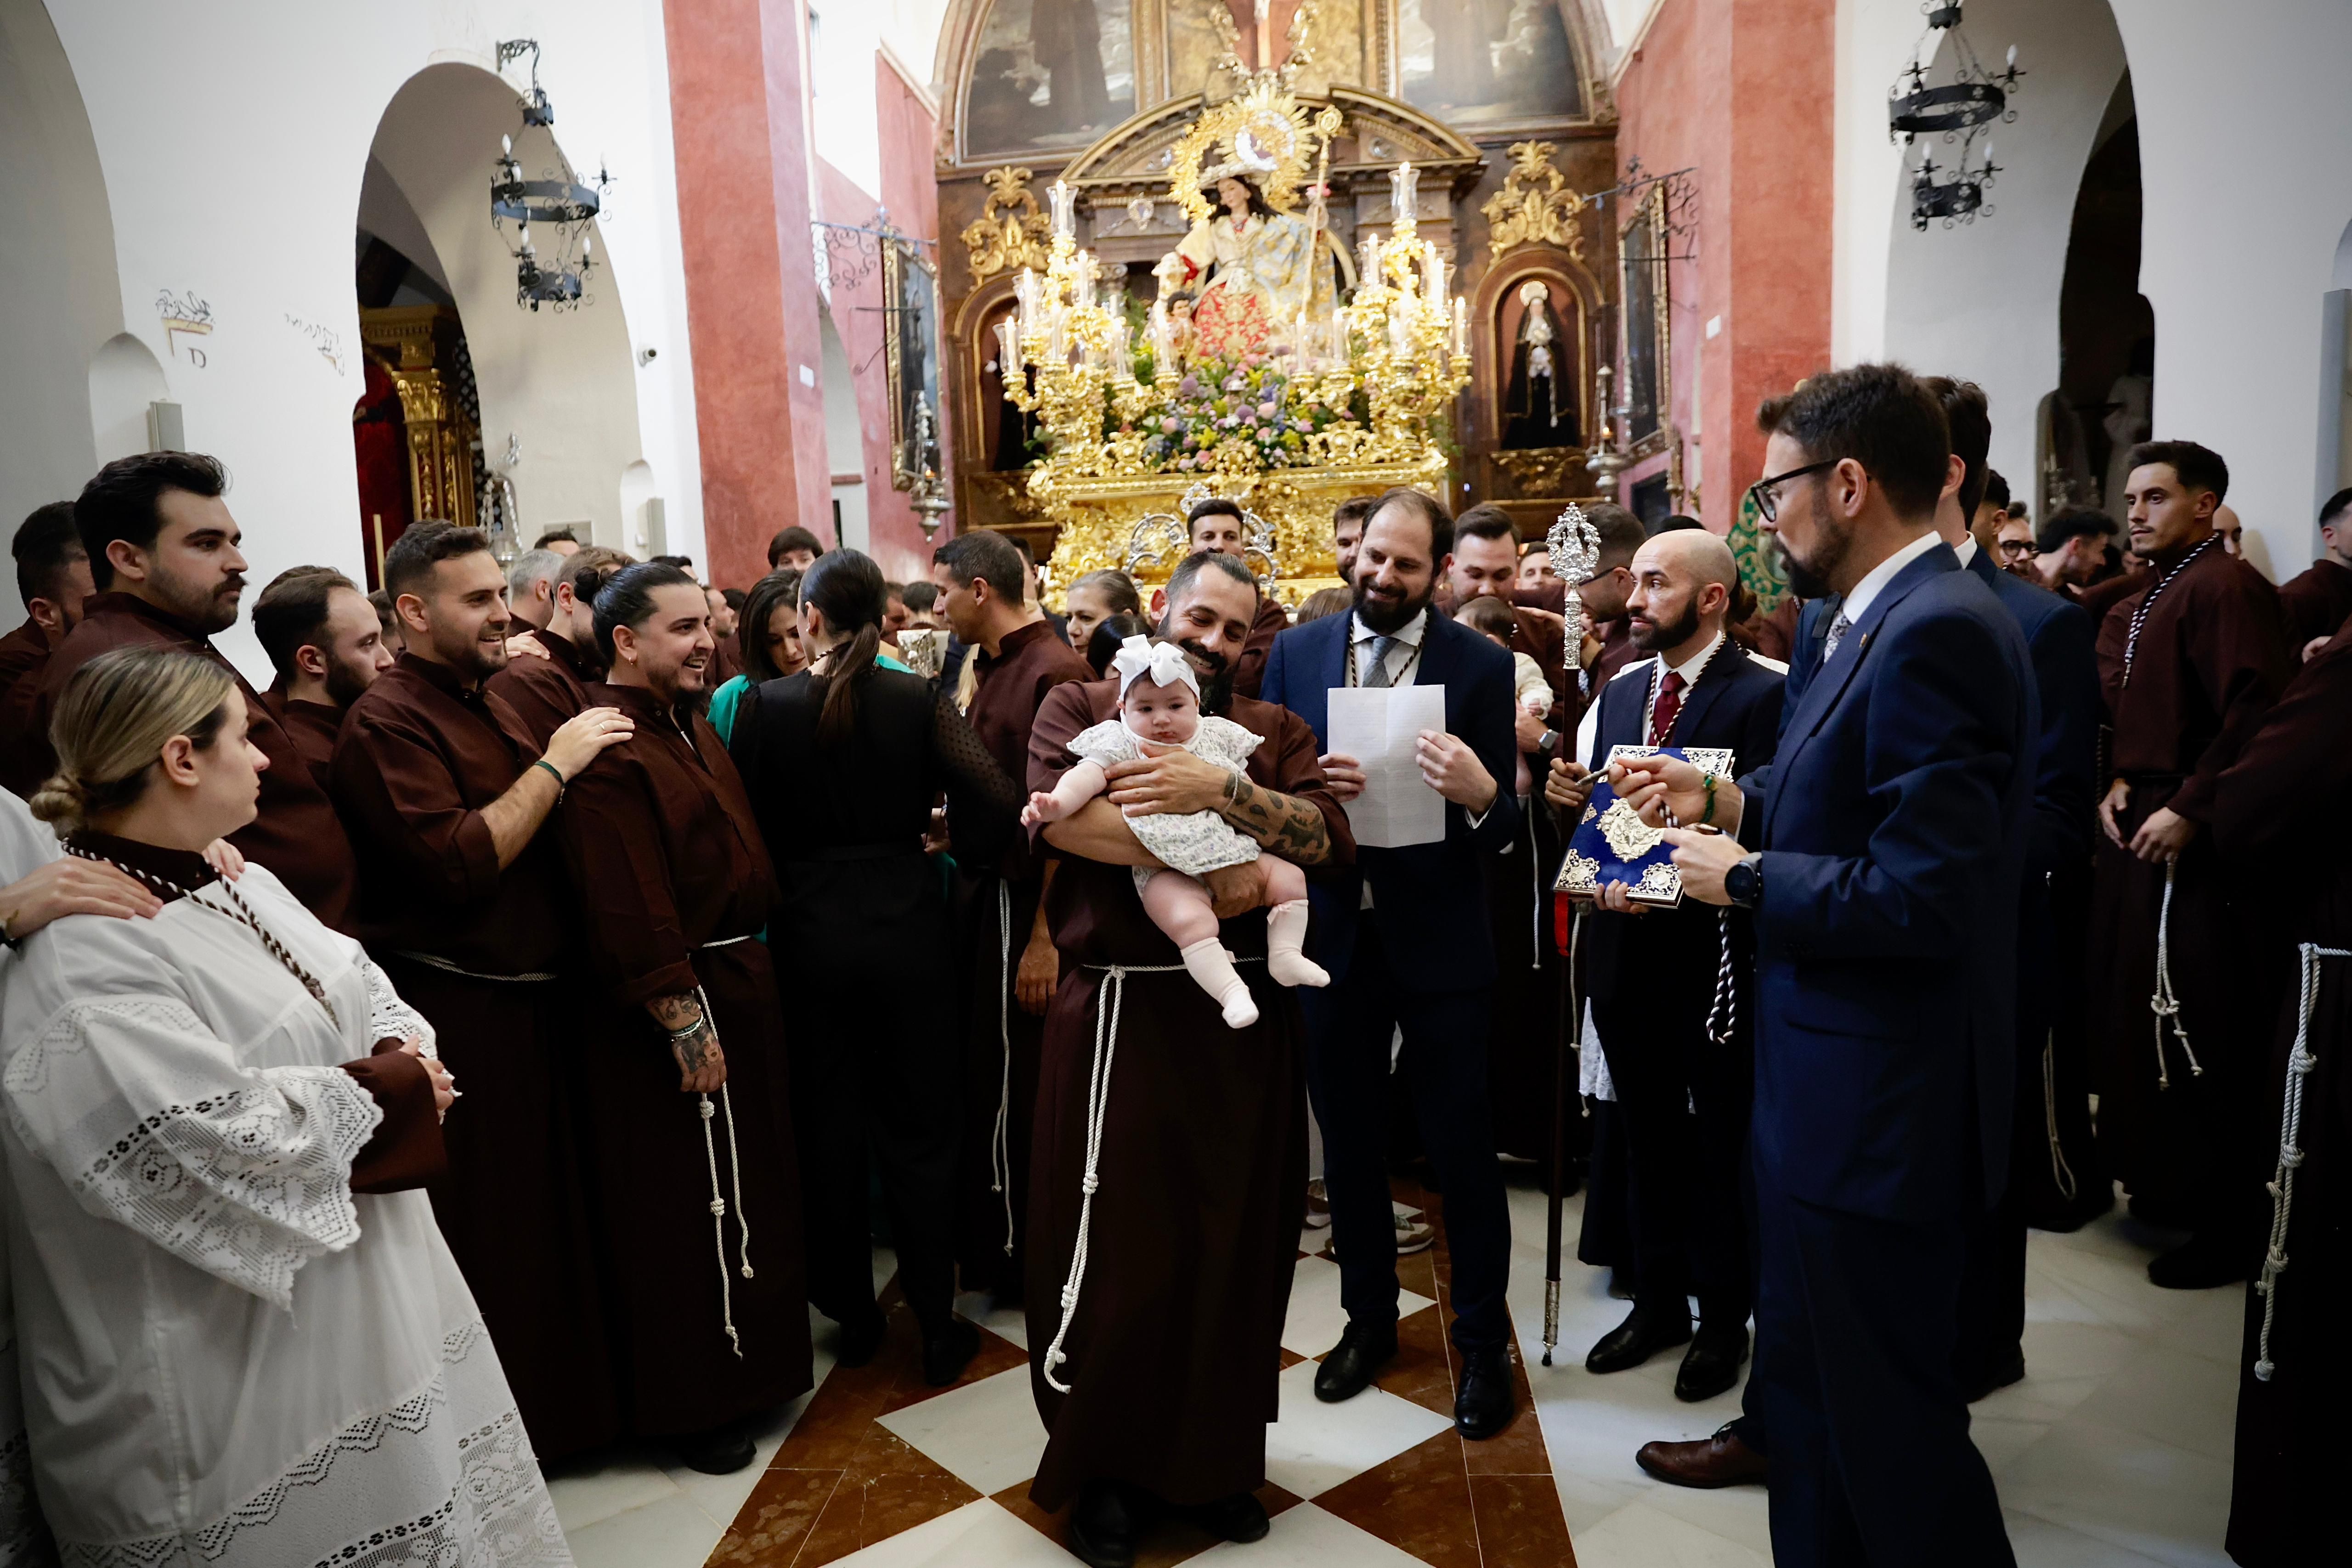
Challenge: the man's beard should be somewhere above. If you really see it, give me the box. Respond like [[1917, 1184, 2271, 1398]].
[[1352, 575, 1433, 637], [1173, 637, 1234, 714], [1628, 598, 1700, 653], [150, 561, 241, 636], [324, 656, 374, 709], [437, 622, 509, 682], [1773, 494, 1851, 601]]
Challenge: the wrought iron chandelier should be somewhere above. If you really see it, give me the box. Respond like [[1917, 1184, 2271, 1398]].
[[1889, 3, 2021, 231], [490, 40, 611, 310]]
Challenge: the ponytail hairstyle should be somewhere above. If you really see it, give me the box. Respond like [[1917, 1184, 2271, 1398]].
[[30, 648, 237, 833], [592, 561, 698, 665], [798, 547, 888, 746]]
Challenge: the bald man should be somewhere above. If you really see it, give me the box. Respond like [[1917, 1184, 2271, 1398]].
[[1546, 528, 1787, 1401]]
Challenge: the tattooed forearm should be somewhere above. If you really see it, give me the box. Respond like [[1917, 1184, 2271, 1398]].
[[1220, 773, 1336, 865], [649, 992, 715, 1072]]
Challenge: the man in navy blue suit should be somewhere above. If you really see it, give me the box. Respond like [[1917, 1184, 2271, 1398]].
[[1622, 365, 2030, 1565], [1258, 486, 1526, 1439], [1924, 379, 2105, 1401]]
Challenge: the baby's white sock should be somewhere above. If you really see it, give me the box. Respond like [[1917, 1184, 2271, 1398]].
[[1265, 900, 1329, 989], [1180, 937, 1260, 1029]]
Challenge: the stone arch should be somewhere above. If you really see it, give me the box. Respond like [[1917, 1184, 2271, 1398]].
[[0, 0, 124, 619], [359, 63, 643, 549]]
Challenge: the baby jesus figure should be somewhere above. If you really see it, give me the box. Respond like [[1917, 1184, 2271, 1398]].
[[1023, 635, 1328, 1027]]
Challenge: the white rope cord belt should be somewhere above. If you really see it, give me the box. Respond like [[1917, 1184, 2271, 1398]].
[[2253, 942, 2350, 1382], [1040, 953, 1264, 1393], [2151, 860, 2203, 1089], [993, 880, 1015, 1257], [688, 975, 755, 1358]]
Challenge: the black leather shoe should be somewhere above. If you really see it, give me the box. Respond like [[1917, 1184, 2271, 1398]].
[[1189, 1491, 1270, 1544], [835, 1306, 887, 1369], [672, 1421, 756, 1475], [1313, 1319, 1397, 1404], [1674, 1324, 1747, 1403], [1586, 1304, 1693, 1375], [1962, 1347, 2026, 1403], [921, 1319, 980, 1386], [1455, 1344, 1516, 1439], [1067, 1480, 1139, 1568]]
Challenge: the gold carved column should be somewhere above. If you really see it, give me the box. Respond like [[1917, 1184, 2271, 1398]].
[[360, 306, 479, 530]]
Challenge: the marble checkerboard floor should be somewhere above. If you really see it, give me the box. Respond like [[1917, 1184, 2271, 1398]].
[[545, 1174, 2246, 1566]]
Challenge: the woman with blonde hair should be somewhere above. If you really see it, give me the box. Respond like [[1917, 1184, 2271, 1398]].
[[0, 648, 570, 1566]]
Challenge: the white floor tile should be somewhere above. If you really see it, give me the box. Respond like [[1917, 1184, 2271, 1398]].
[[2003, 1418, 2235, 1568], [1568, 1498, 1771, 1568], [2005, 1507, 2180, 1568], [953, 1289, 1031, 1351], [875, 1365, 1050, 1497], [563, 1489, 727, 1568], [1278, 1254, 1434, 1359], [828, 1499, 1075, 1567], [543, 1453, 680, 1534], [1191, 1501, 1435, 1565], [1261, 1359, 1454, 1500]]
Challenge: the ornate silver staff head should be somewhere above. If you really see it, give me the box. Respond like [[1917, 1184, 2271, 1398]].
[[1548, 500, 1600, 639]]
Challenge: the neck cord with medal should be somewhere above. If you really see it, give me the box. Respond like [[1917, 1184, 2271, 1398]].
[[2122, 532, 2220, 687], [1346, 620, 1425, 688], [68, 846, 338, 1027]]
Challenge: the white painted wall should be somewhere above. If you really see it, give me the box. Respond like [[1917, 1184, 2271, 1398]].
[[4, 0, 703, 678], [1834, 0, 2352, 578]]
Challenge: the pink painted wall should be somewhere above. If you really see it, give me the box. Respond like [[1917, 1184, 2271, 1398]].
[[1614, 0, 1835, 525], [664, 0, 836, 590]]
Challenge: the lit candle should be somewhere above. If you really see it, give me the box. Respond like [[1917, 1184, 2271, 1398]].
[[1358, 230, 1381, 288], [1016, 268, 1041, 334], [1108, 316, 1133, 382], [1389, 161, 1419, 224], [1049, 180, 1077, 239], [1452, 296, 1469, 361], [995, 317, 1020, 378]]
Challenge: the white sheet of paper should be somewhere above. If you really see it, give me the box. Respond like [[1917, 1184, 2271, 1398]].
[[1326, 685, 1448, 848]]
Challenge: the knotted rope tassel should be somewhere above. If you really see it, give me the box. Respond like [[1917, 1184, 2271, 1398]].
[[992, 880, 1016, 1256], [691, 985, 755, 1359], [2252, 943, 2349, 1382], [2151, 860, 2203, 1089]]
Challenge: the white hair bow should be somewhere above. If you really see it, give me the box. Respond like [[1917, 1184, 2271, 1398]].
[[1112, 635, 1198, 698]]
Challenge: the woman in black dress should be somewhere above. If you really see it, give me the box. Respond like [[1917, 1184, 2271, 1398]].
[[728, 548, 1022, 1385]]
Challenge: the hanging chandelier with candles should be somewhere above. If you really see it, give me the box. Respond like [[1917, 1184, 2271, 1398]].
[[489, 40, 611, 310], [1888, 3, 2022, 231]]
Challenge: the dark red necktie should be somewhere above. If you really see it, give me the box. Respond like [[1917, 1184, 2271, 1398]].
[[1651, 670, 1685, 742]]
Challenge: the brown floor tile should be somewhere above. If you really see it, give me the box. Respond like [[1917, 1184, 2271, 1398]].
[[994, 1481, 1301, 1568], [705, 1467, 837, 1567], [1314, 1429, 1481, 1568], [1278, 1347, 1307, 1370], [873, 1320, 1029, 1419], [1469, 1472, 1579, 1568], [1379, 1297, 1458, 1418], [797, 1427, 980, 1567]]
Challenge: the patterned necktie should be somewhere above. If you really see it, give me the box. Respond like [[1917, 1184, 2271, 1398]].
[[1650, 669, 1685, 742], [1363, 635, 1399, 688], [1822, 609, 1853, 662]]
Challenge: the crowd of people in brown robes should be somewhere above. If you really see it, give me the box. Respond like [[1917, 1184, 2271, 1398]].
[[0, 419, 2345, 1568]]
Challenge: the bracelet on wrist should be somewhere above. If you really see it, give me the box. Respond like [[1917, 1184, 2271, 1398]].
[[532, 758, 567, 798], [663, 1011, 706, 1041], [1700, 772, 1718, 827]]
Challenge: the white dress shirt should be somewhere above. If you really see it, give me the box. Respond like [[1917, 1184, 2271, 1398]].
[[1832, 530, 1945, 651], [1951, 535, 1979, 571], [1348, 608, 1427, 687]]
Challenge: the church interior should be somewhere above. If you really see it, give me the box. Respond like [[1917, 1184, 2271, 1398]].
[[5, 0, 2351, 1564]]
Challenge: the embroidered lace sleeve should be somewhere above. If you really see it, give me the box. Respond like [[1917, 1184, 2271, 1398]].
[[1192, 716, 1266, 773], [1064, 718, 1140, 772], [359, 955, 435, 1057], [2, 997, 383, 1312]]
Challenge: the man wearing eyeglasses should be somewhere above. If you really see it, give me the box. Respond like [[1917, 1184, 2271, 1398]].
[[1993, 512, 2041, 579], [1614, 364, 2031, 1568]]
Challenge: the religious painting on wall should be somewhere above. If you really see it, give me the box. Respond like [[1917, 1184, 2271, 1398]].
[[883, 239, 943, 490], [963, 0, 1137, 158], [1396, 0, 1584, 127], [1619, 183, 1669, 451]]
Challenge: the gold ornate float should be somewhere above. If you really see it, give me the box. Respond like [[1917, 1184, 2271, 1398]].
[[992, 71, 1472, 603]]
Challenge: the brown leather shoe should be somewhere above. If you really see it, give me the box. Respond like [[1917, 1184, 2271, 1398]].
[[1634, 1425, 1769, 1489]]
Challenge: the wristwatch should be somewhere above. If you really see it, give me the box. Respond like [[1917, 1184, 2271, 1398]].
[[1723, 852, 1764, 909]]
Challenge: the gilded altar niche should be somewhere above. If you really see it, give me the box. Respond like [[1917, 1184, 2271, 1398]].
[[935, 0, 1617, 565]]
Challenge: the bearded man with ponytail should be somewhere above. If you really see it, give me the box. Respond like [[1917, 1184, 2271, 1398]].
[[554, 561, 813, 1474]]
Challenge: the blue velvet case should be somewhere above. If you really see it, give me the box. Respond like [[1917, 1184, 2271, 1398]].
[[1553, 745, 1735, 908]]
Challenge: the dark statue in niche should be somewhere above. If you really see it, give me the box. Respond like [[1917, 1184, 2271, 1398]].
[[964, 0, 1135, 157], [979, 300, 1042, 470], [1500, 279, 1580, 449]]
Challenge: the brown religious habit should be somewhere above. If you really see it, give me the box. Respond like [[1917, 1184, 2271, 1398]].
[[2277, 557, 2352, 648], [956, 616, 1093, 1297], [1230, 592, 1292, 700], [2216, 620, 2352, 1567], [2086, 541, 2293, 1237], [329, 650, 618, 1458], [266, 689, 343, 795], [14, 593, 357, 928], [0, 619, 48, 725], [557, 682, 813, 1437], [485, 624, 598, 750], [1022, 679, 1350, 1510], [2072, 565, 2146, 626]]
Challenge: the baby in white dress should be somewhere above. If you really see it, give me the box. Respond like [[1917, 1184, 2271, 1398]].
[[1023, 636, 1328, 1027]]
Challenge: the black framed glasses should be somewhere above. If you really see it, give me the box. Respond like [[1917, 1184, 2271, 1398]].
[[1996, 539, 2039, 559], [1746, 459, 1837, 524]]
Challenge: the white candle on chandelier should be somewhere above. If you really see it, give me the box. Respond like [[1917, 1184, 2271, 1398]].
[[1389, 160, 1419, 223], [1451, 296, 1469, 361], [1049, 180, 1077, 239], [995, 317, 1020, 378], [1358, 230, 1381, 289], [1016, 268, 1041, 334]]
